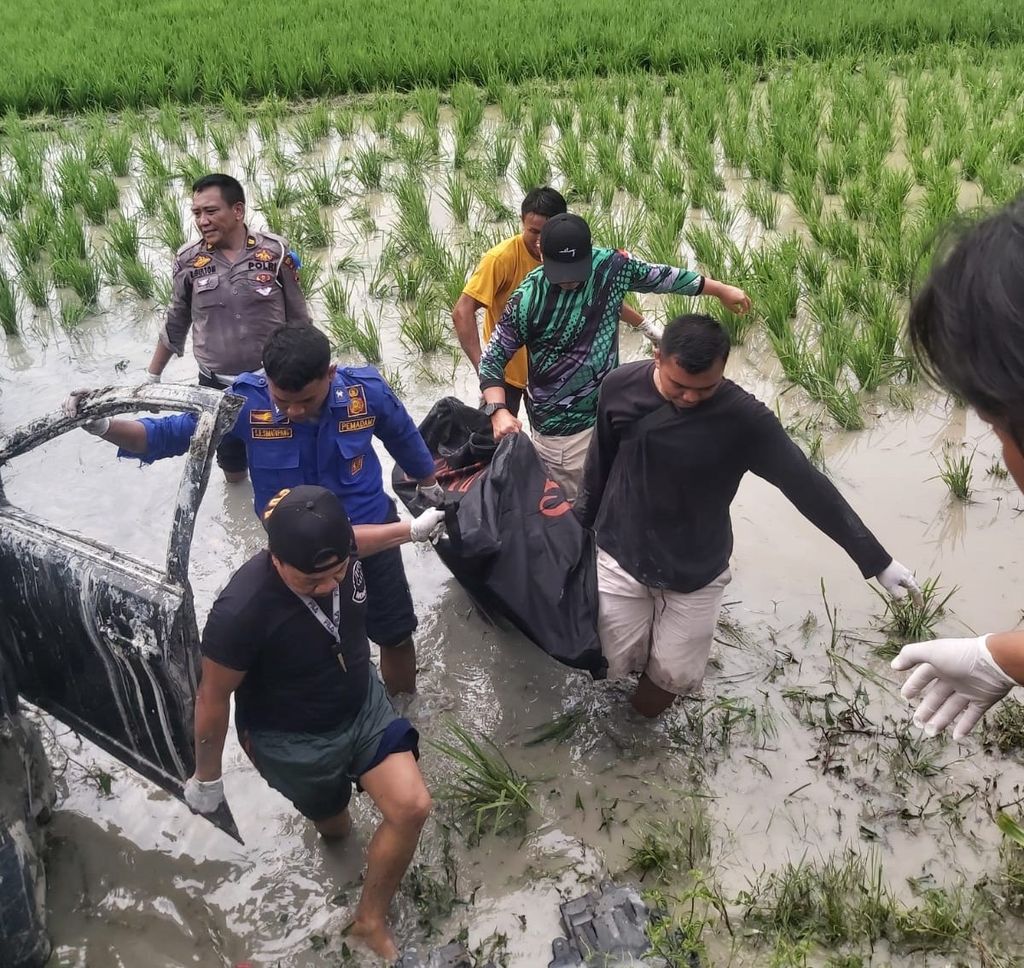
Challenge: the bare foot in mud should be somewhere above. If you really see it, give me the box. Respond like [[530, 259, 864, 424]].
[[346, 919, 400, 962]]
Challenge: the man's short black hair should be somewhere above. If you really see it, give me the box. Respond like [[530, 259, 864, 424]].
[[192, 173, 245, 207], [909, 197, 1024, 443], [521, 186, 567, 219], [660, 314, 731, 372], [263, 326, 331, 391]]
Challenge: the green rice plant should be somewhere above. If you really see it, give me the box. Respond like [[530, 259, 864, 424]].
[[740, 850, 897, 949], [209, 124, 232, 162], [400, 302, 451, 354], [52, 211, 88, 264], [512, 137, 551, 195], [299, 162, 341, 206], [351, 144, 386, 191], [744, 182, 780, 230], [987, 460, 1010, 481], [157, 101, 187, 149], [121, 257, 155, 298], [593, 131, 627, 188], [655, 155, 686, 198], [392, 172, 432, 245], [173, 152, 207, 188], [55, 149, 92, 209], [934, 446, 974, 502], [810, 212, 859, 263], [707, 192, 736, 234], [380, 365, 405, 398], [894, 886, 974, 950], [219, 90, 247, 132], [498, 86, 523, 126], [787, 169, 823, 224], [645, 203, 687, 265], [872, 576, 955, 655], [294, 253, 323, 298], [53, 256, 100, 306], [0, 177, 30, 219], [430, 719, 534, 842], [411, 87, 440, 132], [101, 128, 134, 177], [555, 131, 596, 203], [322, 277, 350, 317], [7, 132, 44, 186], [288, 198, 333, 250], [138, 138, 173, 184], [629, 812, 711, 883], [527, 92, 552, 139], [20, 267, 48, 309], [0, 271, 19, 336], [686, 224, 725, 279], [59, 294, 90, 330], [333, 107, 355, 139], [81, 173, 120, 225], [524, 706, 586, 747], [840, 179, 870, 222], [292, 105, 331, 154], [105, 215, 142, 262], [981, 698, 1024, 755], [488, 127, 515, 177], [441, 173, 473, 225], [818, 146, 845, 194], [9, 213, 52, 273], [392, 129, 436, 172], [155, 194, 187, 252], [326, 310, 382, 364]]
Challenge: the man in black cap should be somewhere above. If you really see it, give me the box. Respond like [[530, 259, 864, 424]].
[[478, 212, 751, 501], [183, 486, 442, 961]]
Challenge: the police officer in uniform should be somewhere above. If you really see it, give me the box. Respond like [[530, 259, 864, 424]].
[[145, 173, 311, 482], [64, 326, 445, 696]]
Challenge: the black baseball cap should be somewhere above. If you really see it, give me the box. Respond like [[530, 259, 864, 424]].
[[540, 213, 593, 284], [262, 485, 355, 574]]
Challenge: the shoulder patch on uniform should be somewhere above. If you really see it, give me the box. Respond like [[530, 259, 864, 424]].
[[345, 385, 368, 416], [246, 235, 257, 249]]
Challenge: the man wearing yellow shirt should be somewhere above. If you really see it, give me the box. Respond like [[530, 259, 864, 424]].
[[453, 188, 646, 417]]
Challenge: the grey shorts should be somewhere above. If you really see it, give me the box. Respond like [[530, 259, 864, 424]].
[[242, 671, 418, 821]]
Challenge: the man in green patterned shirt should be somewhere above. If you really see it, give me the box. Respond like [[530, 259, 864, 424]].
[[478, 213, 751, 501]]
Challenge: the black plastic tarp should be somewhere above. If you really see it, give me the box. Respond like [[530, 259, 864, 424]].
[[393, 397, 604, 677]]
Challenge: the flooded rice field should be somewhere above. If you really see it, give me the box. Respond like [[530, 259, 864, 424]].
[[2, 72, 1024, 965]]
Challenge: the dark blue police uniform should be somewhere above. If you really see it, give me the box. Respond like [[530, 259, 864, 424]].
[[120, 366, 437, 647]]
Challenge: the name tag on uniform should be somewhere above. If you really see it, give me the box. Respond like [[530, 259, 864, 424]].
[[252, 427, 294, 439], [338, 416, 375, 433]]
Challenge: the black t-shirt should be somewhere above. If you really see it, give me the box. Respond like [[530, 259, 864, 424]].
[[575, 361, 891, 592], [201, 551, 370, 733]]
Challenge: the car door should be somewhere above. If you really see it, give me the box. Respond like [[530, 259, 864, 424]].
[[0, 383, 243, 841]]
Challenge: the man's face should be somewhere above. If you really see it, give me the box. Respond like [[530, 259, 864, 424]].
[[267, 366, 335, 423], [521, 212, 549, 260], [191, 187, 244, 248], [654, 352, 726, 408], [273, 554, 350, 598]]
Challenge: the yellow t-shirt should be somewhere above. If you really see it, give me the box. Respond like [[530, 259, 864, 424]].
[[462, 234, 537, 390]]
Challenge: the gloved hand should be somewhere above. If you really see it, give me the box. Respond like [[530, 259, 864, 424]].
[[409, 508, 446, 543], [62, 389, 110, 437], [875, 559, 923, 606], [891, 635, 1017, 739], [416, 481, 445, 507], [184, 775, 225, 814], [145, 370, 161, 384], [637, 319, 663, 344]]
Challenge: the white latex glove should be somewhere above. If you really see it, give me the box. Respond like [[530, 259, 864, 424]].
[[637, 319, 663, 344], [184, 775, 225, 814], [409, 508, 446, 543], [62, 389, 110, 436], [416, 481, 445, 507], [145, 370, 162, 384], [890, 635, 1017, 739], [875, 559, 923, 606]]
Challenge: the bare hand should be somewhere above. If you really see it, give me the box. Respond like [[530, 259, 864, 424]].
[[716, 285, 751, 315], [491, 410, 522, 440]]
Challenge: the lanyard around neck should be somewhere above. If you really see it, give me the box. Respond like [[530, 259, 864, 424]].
[[295, 586, 347, 673]]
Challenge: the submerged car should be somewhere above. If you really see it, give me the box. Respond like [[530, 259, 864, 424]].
[[0, 383, 242, 968]]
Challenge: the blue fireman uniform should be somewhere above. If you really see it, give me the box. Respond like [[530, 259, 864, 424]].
[[120, 366, 436, 524]]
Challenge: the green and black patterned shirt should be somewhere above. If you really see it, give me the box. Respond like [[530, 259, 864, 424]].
[[479, 248, 703, 436]]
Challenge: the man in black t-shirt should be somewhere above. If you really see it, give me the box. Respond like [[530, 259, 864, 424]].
[[183, 486, 442, 962], [576, 315, 922, 719]]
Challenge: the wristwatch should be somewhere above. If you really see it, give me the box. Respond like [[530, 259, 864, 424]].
[[481, 402, 508, 417]]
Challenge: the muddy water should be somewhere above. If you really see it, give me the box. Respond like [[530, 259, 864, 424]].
[[2, 115, 1024, 967]]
